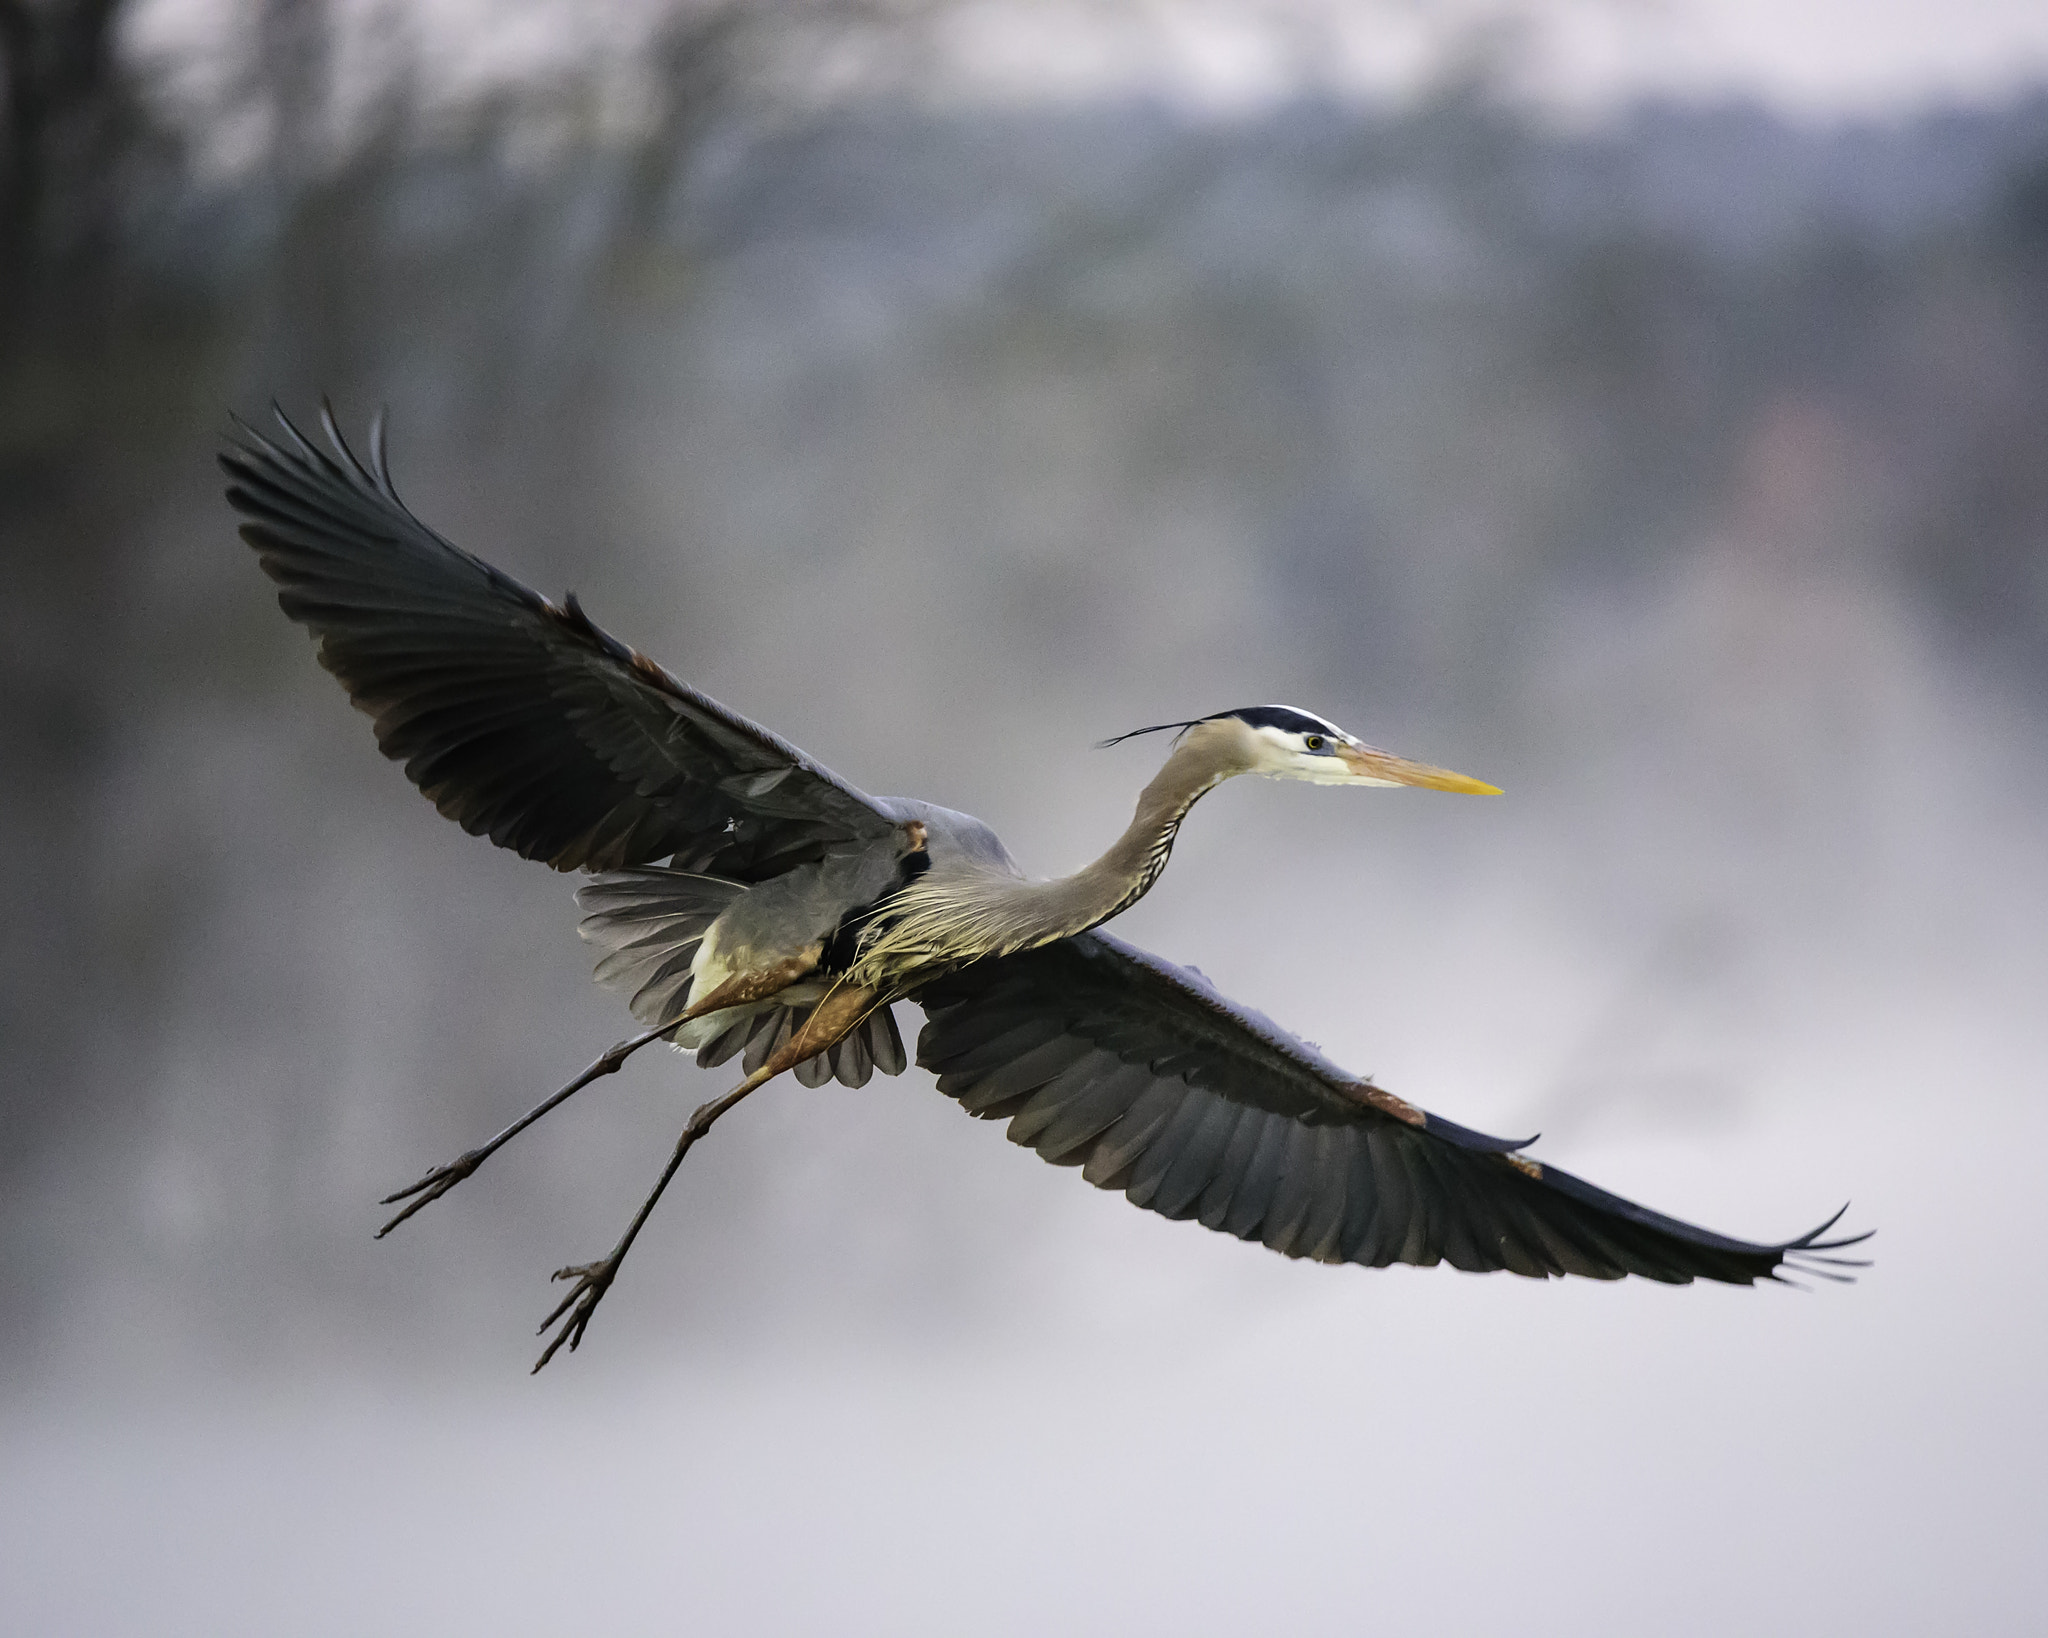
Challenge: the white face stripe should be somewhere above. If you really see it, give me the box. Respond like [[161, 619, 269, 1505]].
[[1247, 720, 1373, 782]]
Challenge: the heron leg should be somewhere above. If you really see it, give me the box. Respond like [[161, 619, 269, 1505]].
[[377, 957, 836, 1238], [530, 982, 883, 1372], [376, 1020, 682, 1238], [531, 1069, 770, 1372]]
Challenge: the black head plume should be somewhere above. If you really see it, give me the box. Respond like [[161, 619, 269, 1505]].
[[1096, 704, 1343, 751], [1094, 719, 1201, 750]]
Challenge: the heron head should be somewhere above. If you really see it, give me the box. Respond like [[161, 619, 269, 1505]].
[[1104, 705, 1500, 794]]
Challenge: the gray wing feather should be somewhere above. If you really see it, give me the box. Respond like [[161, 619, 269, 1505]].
[[577, 869, 745, 1025], [792, 1036, 835, 1089], [698, 1016, 753, 1067], [1005, 1054, 1121, 1149], [948, 1037, 1096, 1115], [1219, 1112, 1293, 1242], [865, 1007, 908, 1077], [223, 408, 898, 878], [1076, 1078, 1184, 1190], [1260, 1122, 1324, 1256], [1193, 1105, 1266, 1233], [1031, 1061, 1155, 1166], [915, 931, 1866, 1285], [1147, 1095, 1245, 1221], [1122, 1089, 1216, 1212]]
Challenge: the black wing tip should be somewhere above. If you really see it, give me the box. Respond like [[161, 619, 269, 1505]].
[[1769, 1204, 1872, 1285], [219, 400, 321, 473], [1785, 1202, 1873, 1254], [1420, 1111, 1540, 1154], [316, 398, 385, 492], [221, 397, 381, 476], [221, 404, 289, 467], [553, 590, 643, 670], [225, 398, 432, 545], [366, 403, 397, 497]]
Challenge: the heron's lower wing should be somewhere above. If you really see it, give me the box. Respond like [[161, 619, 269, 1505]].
[[577, 867, 906, 1090], [576, 868, 746, 1024], [222, 407, 898, 877], [692, 991, 906, 1091], [915, 932, 1866, 1285]]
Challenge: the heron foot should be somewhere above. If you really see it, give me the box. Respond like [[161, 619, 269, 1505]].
[[376, 1148, 487, 1237], [533, 1258, 619, 1373]]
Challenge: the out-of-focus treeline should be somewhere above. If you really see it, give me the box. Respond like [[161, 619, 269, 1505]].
[[4, 0, 2047, 1374], [1, 0, 820, 1360]]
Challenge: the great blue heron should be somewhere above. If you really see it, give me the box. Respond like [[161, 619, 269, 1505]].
[[223, 408, 1867, 1371]]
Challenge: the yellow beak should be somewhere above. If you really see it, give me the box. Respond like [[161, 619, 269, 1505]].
[[1338, 742, 1502, 794]]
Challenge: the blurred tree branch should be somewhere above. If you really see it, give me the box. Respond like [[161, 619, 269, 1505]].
[[0, 0, 937, 1353], [0, 0, 139, 352]]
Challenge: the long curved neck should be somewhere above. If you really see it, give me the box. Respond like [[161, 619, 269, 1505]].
[[1060, 737, 1238, 928], [853, 726, 1251, 985]]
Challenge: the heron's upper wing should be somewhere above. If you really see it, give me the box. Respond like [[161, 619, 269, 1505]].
[[222, 408, 898, 877], [915, 932, 1866, 1284]]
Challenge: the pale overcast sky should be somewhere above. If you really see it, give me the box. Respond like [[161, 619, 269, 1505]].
[[127, 0, 2048, 136], [929, 0, 2048, 117]]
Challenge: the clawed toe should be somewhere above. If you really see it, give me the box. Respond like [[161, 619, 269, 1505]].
[[532, 1259, 618, 1373], [375, 1149, 484, 1237], [370, 1024, 686, 1248]]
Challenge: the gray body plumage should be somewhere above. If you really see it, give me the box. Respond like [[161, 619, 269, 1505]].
[[578, 799, 1019, 1087]]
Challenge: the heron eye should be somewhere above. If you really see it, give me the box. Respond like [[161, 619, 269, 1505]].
[[1303, 734, 1325, 752]]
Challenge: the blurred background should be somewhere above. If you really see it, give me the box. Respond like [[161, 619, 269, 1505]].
[[4, 1, 2047, 1632]]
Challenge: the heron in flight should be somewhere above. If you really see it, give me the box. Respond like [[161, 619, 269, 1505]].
[[222, 408, 1867, 1371]]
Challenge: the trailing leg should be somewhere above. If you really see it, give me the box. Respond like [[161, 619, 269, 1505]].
[[376, 1020, 681, 1237], [377, 953, 834, 1238], [530, 982, 884, 1371], [531, 1069, 772, 1372]]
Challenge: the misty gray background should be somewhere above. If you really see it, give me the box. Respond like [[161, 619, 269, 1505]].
[[3, 3, 2046, 1633]]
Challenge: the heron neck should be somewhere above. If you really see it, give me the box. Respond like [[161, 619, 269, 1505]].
[[852, 735, 1244, 986], [1059, 739, 1238, 930]]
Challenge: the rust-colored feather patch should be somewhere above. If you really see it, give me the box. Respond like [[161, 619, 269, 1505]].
[[1347, 1080, 1426, 1127]]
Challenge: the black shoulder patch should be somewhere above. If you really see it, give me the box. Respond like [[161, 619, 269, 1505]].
[[821, 847, 929, 973]]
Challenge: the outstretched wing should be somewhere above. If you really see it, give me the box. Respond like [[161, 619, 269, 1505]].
[[916, 932, 1867, 1285], [222, 406, 898, 877]]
